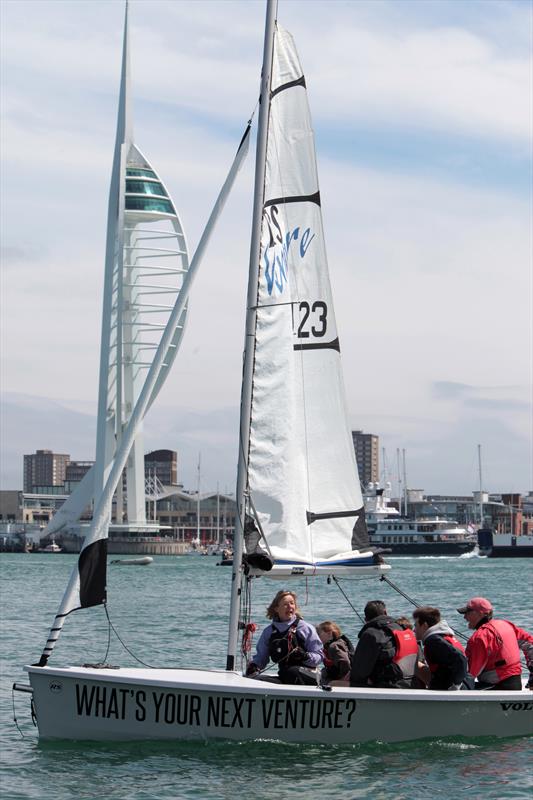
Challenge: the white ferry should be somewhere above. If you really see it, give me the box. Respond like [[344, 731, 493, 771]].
[[370, 517, 477, 555]]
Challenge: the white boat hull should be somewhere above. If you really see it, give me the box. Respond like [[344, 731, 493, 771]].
[[25, 666, 533, 743]]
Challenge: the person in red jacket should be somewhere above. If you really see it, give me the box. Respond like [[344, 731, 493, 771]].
[[457, 596, 533, 690]]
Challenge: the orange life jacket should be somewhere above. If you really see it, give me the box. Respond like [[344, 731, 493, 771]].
[[391, 628, 418, 678]]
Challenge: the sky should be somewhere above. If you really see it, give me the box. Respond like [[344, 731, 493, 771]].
[[1, 0, 531, 497]]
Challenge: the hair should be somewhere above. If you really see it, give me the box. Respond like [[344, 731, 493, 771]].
[[266, 590, 301, 621], [413, 606, 441, 628], [395, 616, 413, 631], [364, 600, 387, 621], [316, 621, 342, 639]]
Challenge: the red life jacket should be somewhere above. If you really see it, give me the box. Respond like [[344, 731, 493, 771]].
[[391, 628, 418, 677], [425, 634, 465, 673], [475, 619, 522, 684]]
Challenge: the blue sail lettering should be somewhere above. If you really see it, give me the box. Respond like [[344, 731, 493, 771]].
[[300, 228, 314, 257], [264, 224, 314, 297]]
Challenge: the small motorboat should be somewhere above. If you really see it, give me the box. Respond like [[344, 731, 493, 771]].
[[110, 556, 154, 566], [38, 540, 62, 553]]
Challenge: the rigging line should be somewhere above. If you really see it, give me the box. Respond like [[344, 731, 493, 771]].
[[103, 604, 157, 668], [101, 605, 112, 664], [331, 576, 366, 624], [379, 573, 422, 608], [11, 688, 26, 739], [379, 574, 469, 642], [248, 492, 274, 557]]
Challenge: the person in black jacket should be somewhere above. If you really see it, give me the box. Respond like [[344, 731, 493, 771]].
[[413, 606, 471, 690], [350, 600, 417, 688]]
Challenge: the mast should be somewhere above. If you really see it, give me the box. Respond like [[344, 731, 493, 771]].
[[396, 448, 402, 516], [402, 448, 408, 518], [216, 484, 221, 545], [196, 453, 201, 545], [478, 443, 484, 528], [226, 0, 278, 671]]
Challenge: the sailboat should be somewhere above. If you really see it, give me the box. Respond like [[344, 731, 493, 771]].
[[20, 1, 531, 743]]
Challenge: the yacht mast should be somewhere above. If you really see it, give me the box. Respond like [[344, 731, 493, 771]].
[[226, 0, 278, 671], [478, 443, 484, 527], [216, 484, 221, 545], [396, 448, 402, 515], [402, 448, 408, 518], [196, 453, 201, 545]]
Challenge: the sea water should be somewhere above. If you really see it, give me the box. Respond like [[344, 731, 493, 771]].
[[1, 553, 532, 800]]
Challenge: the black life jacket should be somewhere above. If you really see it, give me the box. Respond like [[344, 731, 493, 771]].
[[425, 633, 465, 674], [268, 620, 305, 664], [367, 617, 416, 686]]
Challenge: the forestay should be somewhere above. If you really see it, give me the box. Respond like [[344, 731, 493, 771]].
[[247, 26, 367, 566]]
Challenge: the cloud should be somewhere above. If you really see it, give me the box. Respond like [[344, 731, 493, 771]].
[[432, 381, 471, 399]]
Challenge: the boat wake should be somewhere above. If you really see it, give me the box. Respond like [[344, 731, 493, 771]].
[[458, 547, 485, 559]]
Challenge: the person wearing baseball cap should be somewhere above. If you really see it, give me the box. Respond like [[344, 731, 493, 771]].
[[457, 597, 533, 690]]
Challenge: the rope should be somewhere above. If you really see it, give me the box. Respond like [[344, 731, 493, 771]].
[[379, 574, 469, 642], [11, 687, 26, 739], [101, 603, 112, 663], [331, 576, 366, 624], [379, 574, 422, 608], [103, 604, 157, 668], [332, 573, 469, 642]]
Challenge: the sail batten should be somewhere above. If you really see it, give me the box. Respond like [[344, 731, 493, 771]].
[[264, 191, 321, 208]]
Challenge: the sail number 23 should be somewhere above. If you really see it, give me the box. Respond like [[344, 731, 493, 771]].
[[297, 301, 328, 338]]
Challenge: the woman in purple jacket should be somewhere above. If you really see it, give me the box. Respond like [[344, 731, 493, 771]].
[[246, 590, 323, 685]]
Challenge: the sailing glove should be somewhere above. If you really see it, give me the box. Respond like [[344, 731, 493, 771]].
[[288, 647, 306, 665]]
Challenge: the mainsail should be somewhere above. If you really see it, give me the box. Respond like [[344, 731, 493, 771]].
[[246, 26, 367, 565]]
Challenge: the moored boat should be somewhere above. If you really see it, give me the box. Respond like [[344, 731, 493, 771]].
[[370, 517, 477, 555], [38, 540, 62, 554], [478, 529, 533, 558]]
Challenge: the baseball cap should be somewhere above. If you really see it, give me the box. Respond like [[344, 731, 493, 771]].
[[457, 597, 493, 615]]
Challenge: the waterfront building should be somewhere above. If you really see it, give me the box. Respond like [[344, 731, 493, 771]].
[[144, 450, 178, 487], [403, 491, 533, 536], [351, 430, 379, 485], [23, 450, 70, 493], [155, 489, 235, 543], [65, 460, 94, 486]]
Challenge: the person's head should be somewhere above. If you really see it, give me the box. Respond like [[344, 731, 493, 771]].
[[364, 600, 387, 622], [266, 590, 301, 622], [457, 597, 493, 630], [396, 616, 413, 631], [413, 606, 441, 639], [316, 621, 341, 645]]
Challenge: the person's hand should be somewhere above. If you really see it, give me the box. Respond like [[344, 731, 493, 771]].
[[245, 662, 259, 677], [288, 647, 306, 664]]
